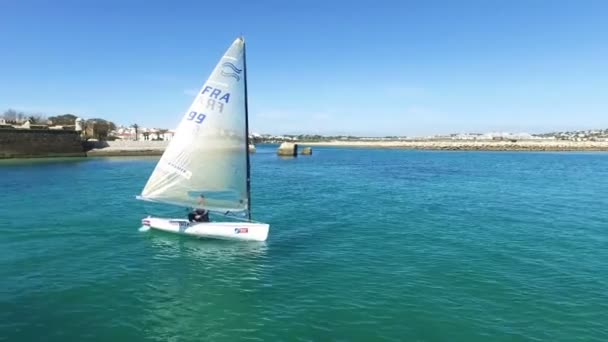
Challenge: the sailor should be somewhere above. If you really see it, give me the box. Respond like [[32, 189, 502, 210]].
[[188, 194, 210, 222]]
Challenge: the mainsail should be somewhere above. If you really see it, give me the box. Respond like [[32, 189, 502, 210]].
[[138, 38, 251, 216]]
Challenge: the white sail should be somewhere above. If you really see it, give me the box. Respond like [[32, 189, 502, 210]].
[[139, 38, 249, 213]]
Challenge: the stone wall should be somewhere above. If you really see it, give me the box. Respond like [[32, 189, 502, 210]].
[[0, 129, 85, 158]]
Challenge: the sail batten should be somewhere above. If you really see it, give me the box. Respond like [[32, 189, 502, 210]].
[[136, 195, 247, 213], [139, 38, 250, 215]]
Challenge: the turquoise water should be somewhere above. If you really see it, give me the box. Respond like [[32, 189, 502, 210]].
[[1, 146, 607, 341]]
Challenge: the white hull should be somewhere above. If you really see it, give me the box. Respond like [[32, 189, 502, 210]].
[[141, 217, 269, 242]]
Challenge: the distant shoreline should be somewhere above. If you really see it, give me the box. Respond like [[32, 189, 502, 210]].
[[4, 139, 608, 160], [297, 140, 608, 151]]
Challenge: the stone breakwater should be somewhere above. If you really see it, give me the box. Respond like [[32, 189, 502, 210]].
[[84, 139, 608, 157], [300, 140, 608, 151]]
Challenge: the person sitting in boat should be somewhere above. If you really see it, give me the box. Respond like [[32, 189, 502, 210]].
[[188, 194, 210, 223]]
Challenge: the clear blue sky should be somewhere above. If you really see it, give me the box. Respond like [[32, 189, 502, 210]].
[[1, 0, 606, 136]]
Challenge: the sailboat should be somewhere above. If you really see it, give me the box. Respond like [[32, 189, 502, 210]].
[[136, 37, 270, 242]]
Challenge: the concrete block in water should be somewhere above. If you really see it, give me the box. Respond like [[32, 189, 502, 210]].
[[277, 142, 298, 156], [301, 147, 312, 155]]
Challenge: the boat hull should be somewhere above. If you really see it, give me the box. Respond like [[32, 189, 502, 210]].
[[141, 217, 270, 242]]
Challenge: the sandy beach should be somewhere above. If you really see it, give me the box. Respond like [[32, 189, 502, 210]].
[[86, 140, 167, 156]]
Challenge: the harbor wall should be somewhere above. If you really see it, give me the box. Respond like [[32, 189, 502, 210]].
[[0, 129, 86, 158]]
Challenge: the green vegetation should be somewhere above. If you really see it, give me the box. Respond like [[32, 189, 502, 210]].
[[2, 109, 118, 141], [131, 123, 140, 141], [48, 114, 78, 125], [85, 118, 116, 140], [2, 109, 46, 124]]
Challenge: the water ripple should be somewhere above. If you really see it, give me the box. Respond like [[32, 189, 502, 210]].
[[1, 150, 608, 341]]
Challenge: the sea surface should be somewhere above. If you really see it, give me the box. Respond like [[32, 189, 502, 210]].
[[1, 145, 607, 341]]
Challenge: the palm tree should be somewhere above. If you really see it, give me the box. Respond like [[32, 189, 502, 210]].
[[131, 123, 139, 141]]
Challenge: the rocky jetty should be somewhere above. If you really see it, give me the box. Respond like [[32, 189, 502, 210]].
[[300, 140, 608, 151], [82, 139, 608, 158]]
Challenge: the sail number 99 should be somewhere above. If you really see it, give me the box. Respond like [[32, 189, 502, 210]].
[[187, 111, 206, 124]]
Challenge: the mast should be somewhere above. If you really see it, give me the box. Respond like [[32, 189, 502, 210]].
[[242, 37, 252, 221]]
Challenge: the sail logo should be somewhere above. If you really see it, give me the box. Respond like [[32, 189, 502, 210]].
[[220, 62, 242, 81], [170, 220, 189, 228], [159, 161, 192, 180]]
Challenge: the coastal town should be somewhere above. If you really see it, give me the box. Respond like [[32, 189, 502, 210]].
[[1, 109, 608, 158], [3, 108, 608, 143], [94, 125, 608, 143], [253, 129, 608, 143]]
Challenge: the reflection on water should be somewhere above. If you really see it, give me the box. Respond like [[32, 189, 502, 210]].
[[89, 156, 160, 162], [0, 157, 90, 166], [137, 231, 270, 341], [145, 230, 268, 263]]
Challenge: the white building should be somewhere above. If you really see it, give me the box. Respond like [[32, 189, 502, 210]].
[[111, 126, 137, 140], [139, 128, 175, 141], [162, 130, 175, 141]]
